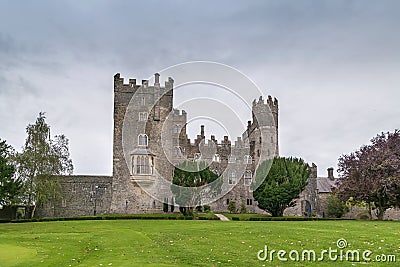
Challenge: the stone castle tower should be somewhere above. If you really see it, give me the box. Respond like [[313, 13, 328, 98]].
[[110, 73, 279, 213]]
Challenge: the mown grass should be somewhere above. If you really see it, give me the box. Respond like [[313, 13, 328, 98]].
[[0, 220, 399, 266]]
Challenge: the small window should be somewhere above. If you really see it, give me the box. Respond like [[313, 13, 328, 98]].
[[228, 156, 236, 163], [173, 147, 182, 157], [213, 154, 220, 162], [141, 97, 145, 106], [244, 155, 252, 164], [194, 153, 201, 161], [257, 150, 260, 157], [259, 137, 262, 144], [244, 171, 252, 185], [246, 199, 253, 205], [226, 199, 230, 205], [228, 172, 236, 184], [138, 134, 148, 146], [173, 125, 181, 134], [61, 199, 67, 208], [72, 183, 76, 193], [139, 112, 148, 121]]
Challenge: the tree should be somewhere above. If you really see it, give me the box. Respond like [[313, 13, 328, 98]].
[[227, 200, 236, 213], [240, 200, 248, 214], [15, 113, 73, 218], [253, 157, 311, 217], [326, 194, 348, 218], [171, 161, 221, 216], [336, 130, 400, 220], [0, 139, 23, 206]]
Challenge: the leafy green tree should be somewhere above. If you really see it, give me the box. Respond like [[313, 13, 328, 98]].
[[172, 161, 221, 216], [15, 113, 73, 218], [253, 157, 311, 217], [326, 194, 349, 218], [0, 139, 23, 206]]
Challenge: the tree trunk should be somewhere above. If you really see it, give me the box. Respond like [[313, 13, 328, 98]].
[[376, 207, 385, 220]]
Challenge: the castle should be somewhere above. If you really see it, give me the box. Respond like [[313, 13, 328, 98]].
[[36, 73, 331, 218]]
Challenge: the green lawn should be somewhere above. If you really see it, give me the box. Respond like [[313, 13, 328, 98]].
[[0, 219, 399, 266]]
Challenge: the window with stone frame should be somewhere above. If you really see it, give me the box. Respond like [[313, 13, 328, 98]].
[[134, 155, 153, 175], [173, 124, 181, 134], [194, 153, 201, 161], [173, 146, 182, 157], [228, 171, 236, 184], [246, 198, 253, 205], [139, 112, 148, 121], [244, 170, 252, 185], [213, 154, 220, 162], [141, 96, 145, 106], [244, 155, 252, 164], [138, 134, 148, 146], [228, 156, 236, 163]]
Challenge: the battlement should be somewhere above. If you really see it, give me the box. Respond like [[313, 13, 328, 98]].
[[252, 95, 278, 113], [114, 73, 174, 92]]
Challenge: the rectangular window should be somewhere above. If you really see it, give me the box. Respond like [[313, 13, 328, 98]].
[[247, 199, 253, 205], [61, 199, 67, 208], [244, 171, 252, 185], [141, 97, 145, 106]]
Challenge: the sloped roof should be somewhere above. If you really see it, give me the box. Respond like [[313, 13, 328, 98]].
[[317, 177, 338, 193], [129, 149, 156, 156]]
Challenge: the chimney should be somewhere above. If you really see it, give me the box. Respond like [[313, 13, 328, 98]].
[[154, 73, 160, 86], [200, 125, 204, 138], [327, 167, 334, 180]]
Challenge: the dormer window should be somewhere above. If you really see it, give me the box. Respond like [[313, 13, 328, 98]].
[[138, 134, 148, 146]]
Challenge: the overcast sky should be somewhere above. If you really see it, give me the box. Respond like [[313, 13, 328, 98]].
[[1, 0, 399, 177]]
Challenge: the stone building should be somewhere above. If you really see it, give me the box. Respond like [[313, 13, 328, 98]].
[[35, 72, 343, 218]]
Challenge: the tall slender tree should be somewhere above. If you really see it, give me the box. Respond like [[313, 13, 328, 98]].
[[16, 113, 73, 218]]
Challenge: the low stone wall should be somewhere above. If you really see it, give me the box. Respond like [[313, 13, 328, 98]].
[[35, 175, 113, 218]]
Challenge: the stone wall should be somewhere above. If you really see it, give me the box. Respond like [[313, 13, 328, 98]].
[[35, 175, 112, 218]]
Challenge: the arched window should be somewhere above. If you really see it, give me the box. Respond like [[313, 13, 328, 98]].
[[194, 153, 201, 161], [244, 155, 252, 164], [228, 172, 236, 184], [213, 154, 220, 162], [244, 171, 252, 185], [139, 112, 148, 121], [138, 134, 148, 146]]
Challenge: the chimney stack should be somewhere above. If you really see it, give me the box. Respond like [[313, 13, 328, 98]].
[[327, 167, 334, 180], [154, 73, 160, 86], [200, 125, 204, 138]]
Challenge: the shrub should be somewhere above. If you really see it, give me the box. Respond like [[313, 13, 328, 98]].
[[228, 200, 236, 213], [203, 205, 211, 212], [327, 194, 349, 218]]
